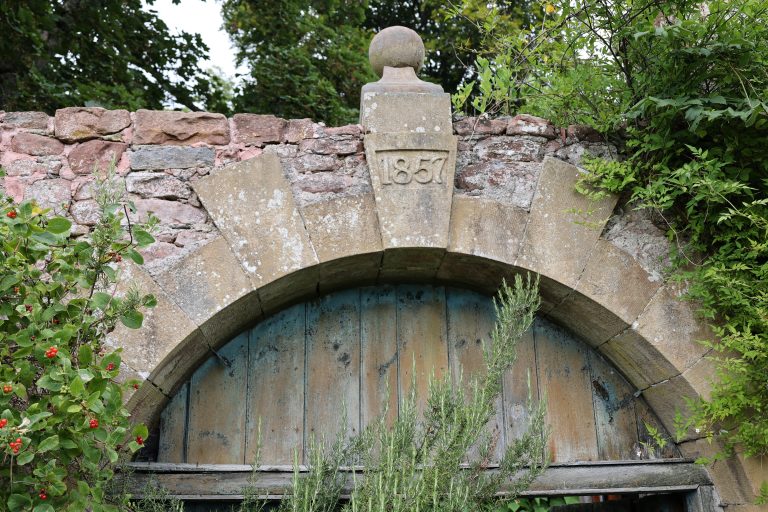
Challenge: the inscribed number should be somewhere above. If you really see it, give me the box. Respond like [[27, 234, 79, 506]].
[[379, 152, 448, 185]]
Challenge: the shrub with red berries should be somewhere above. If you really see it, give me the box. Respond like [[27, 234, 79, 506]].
[[1, 166, 157, 511]]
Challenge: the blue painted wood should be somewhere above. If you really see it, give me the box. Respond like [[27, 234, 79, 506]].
[[158, 285, 674, 466]]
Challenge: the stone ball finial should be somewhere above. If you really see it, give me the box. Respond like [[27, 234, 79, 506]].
[[369, 26, 425, 78]]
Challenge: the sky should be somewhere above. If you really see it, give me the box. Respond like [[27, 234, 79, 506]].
[[148, 0, 244, 80]]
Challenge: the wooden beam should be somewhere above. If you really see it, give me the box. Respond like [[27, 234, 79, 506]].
[[123, 459, 711, 500]]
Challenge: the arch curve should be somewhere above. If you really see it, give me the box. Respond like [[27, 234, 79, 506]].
[[113, 153, 757, 506]]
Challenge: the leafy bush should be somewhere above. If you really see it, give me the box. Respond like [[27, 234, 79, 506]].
[[0, 167, 156, 511]]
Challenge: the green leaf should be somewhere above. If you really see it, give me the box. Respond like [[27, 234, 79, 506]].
[[16, 450, 34, 465], [133, 229, 155, 247], [66, 404, 83, 413], [0, 274, 20, 292], [91, 292, 112, 311], [125, 248, 144, 264], [37, 434, 59, 452], [33, 504, 55, 512], [47, 217, 72, 234], [7, 494, 32, 511], [119, 309, 143, 329], [78, 345, 93, 366], [70, 376, 85, 396], [132, 424, 149, 439]]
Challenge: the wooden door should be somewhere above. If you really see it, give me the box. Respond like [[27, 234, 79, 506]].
[[155, 285, 678, 465]]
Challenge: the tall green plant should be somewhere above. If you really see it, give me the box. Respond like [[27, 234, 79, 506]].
[[0, 165, 157, 511], [275, 275, 548, 512]]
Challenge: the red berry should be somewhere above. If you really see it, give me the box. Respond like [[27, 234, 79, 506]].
[[2, 385, 11, 394], [89, 418, 99, 429], [12, 287, 19, 294], [136, 435, 144, 445], [16, 438, 21, 443], [0, 419, 7, 428], [45, 347, 58, 358], [6, 210, 17, 219], [115, 254, 122, 262], [52, 318, 60, 324], [30, 335, 35, 341], [106, 363, 115, 371], [133, 383, 139, 390], [25, 304, 33, 312]]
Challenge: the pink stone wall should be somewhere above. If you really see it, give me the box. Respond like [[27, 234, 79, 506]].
[[0, 108, 616, 273]]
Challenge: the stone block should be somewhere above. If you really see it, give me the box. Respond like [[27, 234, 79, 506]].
[[640, 356, 714, 442], [447, 195, 527, 263], [130, 145, 215, 170], [5, 158, 62, 177], [192, 153, 319, 287], [126, 172, 192, 200], [25, 178, 71, 213], [323, 125, 362, 137], [567, 124, 603, 142], [300, 194, 382, 262], [507, 114, 556, 139], [105, 263, 208, 395], [68, 140, 127, 175], [125, 381, 169, 431], [70, 200, 101, 225], [379, 247, 445, 282], [455, 160, 542, 210], [632, 283, 714, 376], [54, 107, 131, 142], [133, 198, 207, 226], [679, 438, 754, 505], [360, 92, 452, 134], [152, 237, 262, 345], [364, 132, 457, 249], [473, 136, 544, 162], [600, 329, 681, 390], [453, 117, 507, 136], [516, 157, 617, 289], [284, 118, 317, 143], [548, 239, 662, 346], [316, 253, 381, 294], [133, 109, 230, 145], [233, 114, 286, 145], [436, 252, 522, 296], [2, 111, 49, 130], [10, 132, 63, 156], [738, 453, 768, 500], [300, 137, 363, 155]]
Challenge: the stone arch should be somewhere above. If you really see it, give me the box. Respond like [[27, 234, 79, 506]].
[[113, 151, 759, 507]]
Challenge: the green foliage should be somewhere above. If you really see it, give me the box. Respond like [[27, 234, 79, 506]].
[[221, 0, 541, 125], [0, 0, 223, 112], [0, 165, 156, 510], [491, 496, 581, 512], [450, 0, 768, 493], [274, 275, 548, 512]]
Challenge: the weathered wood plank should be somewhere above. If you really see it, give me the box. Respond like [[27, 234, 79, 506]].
[[305, 289, 361, 456], [588, 350, 639, 460], [186, 332, 249, 464], [446, 287, 503, 460], [124, 460, 710, 499], [535, 318, 599, 462], [397, 285, 449, 416], [360, 286, 398, 428], [502, 324, 539, 447], [245, 304, 305, 465], [157, 381, 188, 462]]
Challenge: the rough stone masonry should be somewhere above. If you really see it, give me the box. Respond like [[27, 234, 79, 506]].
[[0, 107, 636, 276]]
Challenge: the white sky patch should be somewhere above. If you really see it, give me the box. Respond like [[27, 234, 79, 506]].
[[147, 0, 246, 81]]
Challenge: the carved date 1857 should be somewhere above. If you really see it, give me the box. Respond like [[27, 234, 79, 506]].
[[378, 150, 448, 185]]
